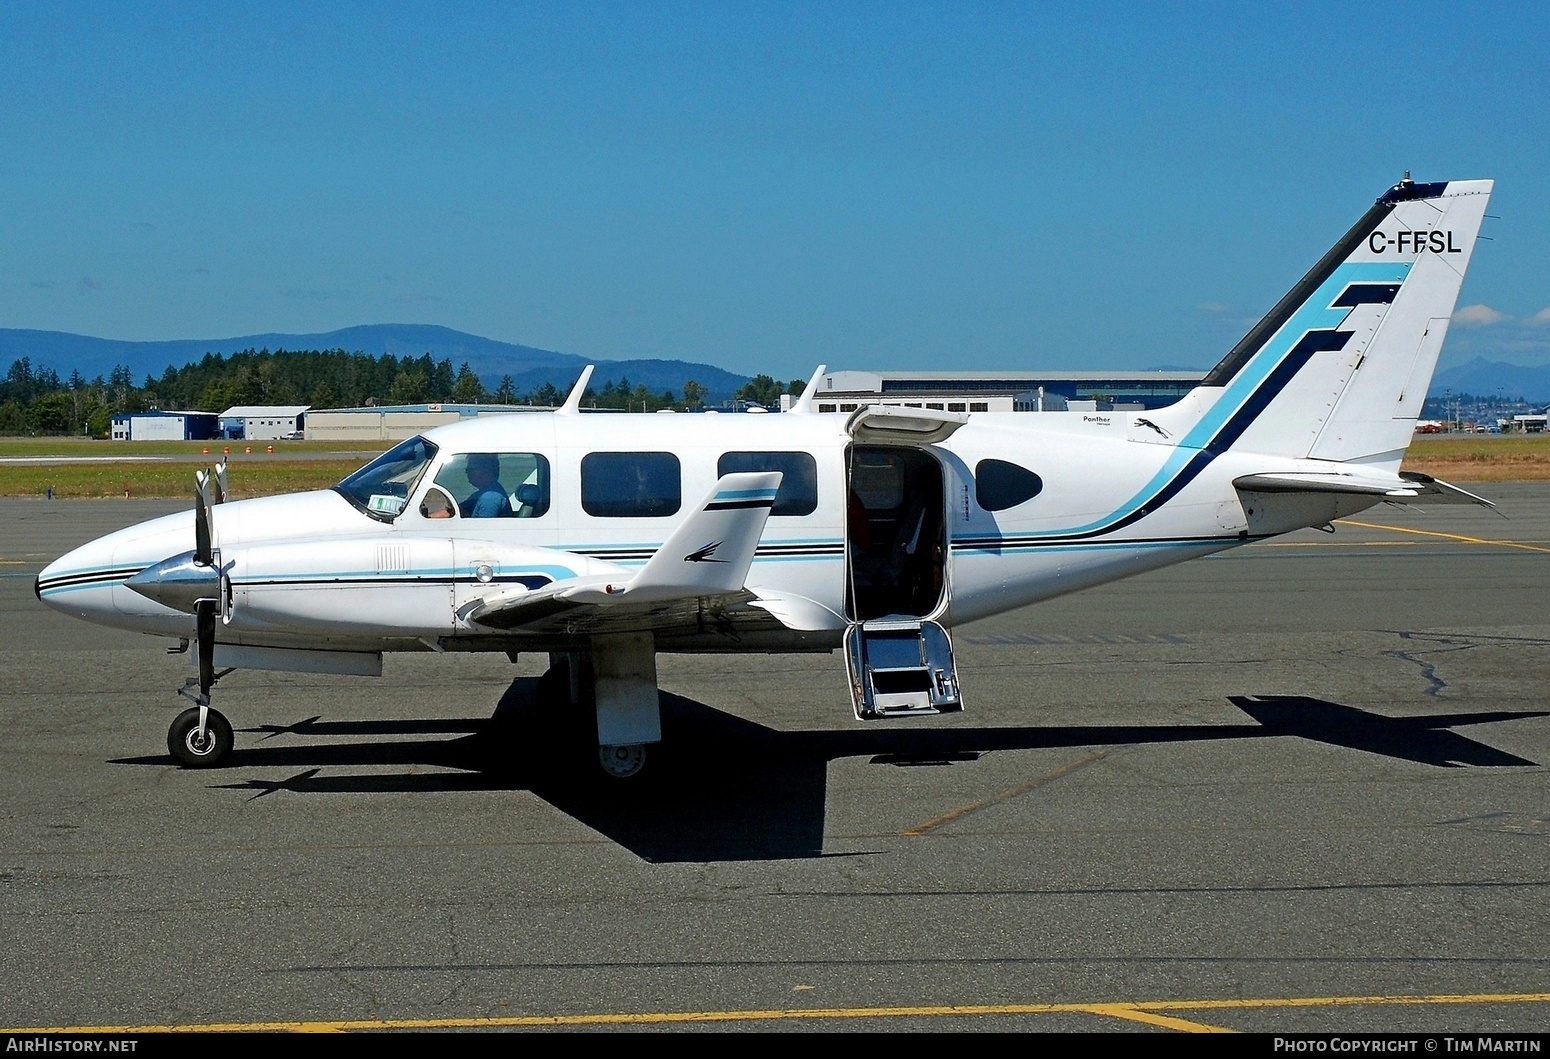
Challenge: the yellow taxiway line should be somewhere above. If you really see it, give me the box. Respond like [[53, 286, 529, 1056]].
[[1334, 519, 1550, 554], [10, 991, 1550, 1033]]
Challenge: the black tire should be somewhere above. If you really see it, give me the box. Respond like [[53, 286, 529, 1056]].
[[167, 707, 234, 768]]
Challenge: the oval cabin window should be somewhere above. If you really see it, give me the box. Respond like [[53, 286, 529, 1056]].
[[975, 459, 1043, 511]]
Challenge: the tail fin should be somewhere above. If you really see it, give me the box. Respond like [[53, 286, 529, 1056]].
[[1193, 177, 1492, 470]]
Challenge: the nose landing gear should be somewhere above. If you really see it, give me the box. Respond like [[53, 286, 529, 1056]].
[[167, 704, 233, 768]]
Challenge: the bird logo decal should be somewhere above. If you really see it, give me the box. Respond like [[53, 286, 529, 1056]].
[[684, 540, 726, 563]]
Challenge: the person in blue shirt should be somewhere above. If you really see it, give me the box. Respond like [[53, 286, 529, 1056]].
[[460, 453, 513, 518]]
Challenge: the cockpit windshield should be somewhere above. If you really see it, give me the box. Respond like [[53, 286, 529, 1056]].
[[334, 435, 439, 521]]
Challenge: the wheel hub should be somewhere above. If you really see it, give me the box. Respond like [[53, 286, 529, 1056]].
[[598, 743, 646, 779]]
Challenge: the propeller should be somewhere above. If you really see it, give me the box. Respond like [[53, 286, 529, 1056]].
[[194, 469, 215, 567]]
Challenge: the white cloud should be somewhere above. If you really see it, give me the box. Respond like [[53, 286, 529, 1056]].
[[1530, 307, 1550, 326], [1453, 303, 1510, 326]]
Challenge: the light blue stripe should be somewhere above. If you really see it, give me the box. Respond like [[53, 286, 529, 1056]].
[[1005, 260, 1412, 539], [39, 582, 120, 596], [955, 539, 1229, 556]]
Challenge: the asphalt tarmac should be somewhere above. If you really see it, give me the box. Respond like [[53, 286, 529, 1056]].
[[1, 488, 1547, 1035]]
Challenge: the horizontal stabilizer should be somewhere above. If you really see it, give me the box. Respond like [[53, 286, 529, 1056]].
[[1397, 471, 1496, 507], [1234, 470, 1494, 507]]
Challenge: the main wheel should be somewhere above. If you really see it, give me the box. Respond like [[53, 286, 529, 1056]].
[[167, 707, 234, 768], [598, 743, 647, 780]]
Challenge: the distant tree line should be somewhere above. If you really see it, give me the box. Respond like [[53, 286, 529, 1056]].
[[0, 349, 815, 436]]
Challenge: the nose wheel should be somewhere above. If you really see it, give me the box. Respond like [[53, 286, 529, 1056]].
[[167, 706, 233, 768]]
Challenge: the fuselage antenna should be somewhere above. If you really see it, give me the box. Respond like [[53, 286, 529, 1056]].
[[557, 365, 595, 415], [787, 364, 827, 414]]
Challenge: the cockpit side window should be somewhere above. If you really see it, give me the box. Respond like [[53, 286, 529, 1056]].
[[334, 435, 438, 522], [432, 453, 551, 519], [419, 485, 457, 520]]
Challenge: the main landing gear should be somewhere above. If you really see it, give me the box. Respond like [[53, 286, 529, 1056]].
[[533, 649, 655, 781]]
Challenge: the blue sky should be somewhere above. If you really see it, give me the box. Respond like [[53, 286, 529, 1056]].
[[2, 1, 1546, 381]]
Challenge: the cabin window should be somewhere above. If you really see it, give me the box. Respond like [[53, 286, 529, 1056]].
[[334, 434, 438, 521], [432, 452, 551, 518], [581, 452, 682, 517], [849, 449, 906, 510], [717, 451, 818, 516], [975, 459, 1043, 511]]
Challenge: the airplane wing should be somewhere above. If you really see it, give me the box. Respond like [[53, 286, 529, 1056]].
[[1233, 470, 1495, 507], [460, 471, 786, 634]]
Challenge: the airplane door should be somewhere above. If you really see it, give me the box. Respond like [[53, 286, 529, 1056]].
[[843, 443, 962, 719]]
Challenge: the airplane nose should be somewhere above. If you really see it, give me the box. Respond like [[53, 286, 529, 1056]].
[[34, 541, 129, 619], [125, 551, 218, 614]]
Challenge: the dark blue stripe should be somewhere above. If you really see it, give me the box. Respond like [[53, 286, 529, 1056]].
[[705, 499, 776, 511], [1379, 180, 1448, 203], [1205, 329, 1350, 455], [1332, 283, 1400, 307]]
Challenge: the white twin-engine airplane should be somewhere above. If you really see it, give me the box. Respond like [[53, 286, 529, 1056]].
[[37, 177, 1495, 779]]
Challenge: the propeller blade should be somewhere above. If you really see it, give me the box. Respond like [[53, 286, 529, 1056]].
[[194, 470, 215, 566], [214, 459, 228, 504], [196, 599, 216, 697]]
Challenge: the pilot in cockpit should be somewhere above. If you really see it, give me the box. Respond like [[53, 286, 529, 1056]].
[[460, 453, 514, 518]]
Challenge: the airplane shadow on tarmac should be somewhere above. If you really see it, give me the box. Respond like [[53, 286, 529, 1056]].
[[111, 681, 1545, 864]]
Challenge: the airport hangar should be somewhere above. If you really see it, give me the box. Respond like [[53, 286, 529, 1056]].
[[300, 373, 1207, 442], [110, 410, 221, 441], [217, 405, 311, 441]]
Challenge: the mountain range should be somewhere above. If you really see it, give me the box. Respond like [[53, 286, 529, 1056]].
[[0, 324, 750, 401], [3, 325, 1547, 404], [1427, 357, 1550, 403]]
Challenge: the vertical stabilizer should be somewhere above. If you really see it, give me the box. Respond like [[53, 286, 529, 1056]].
[[1194, 178, 1492, 470]]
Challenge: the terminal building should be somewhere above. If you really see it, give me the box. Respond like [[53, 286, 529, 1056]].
[[799, 370, 1206, 414]]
